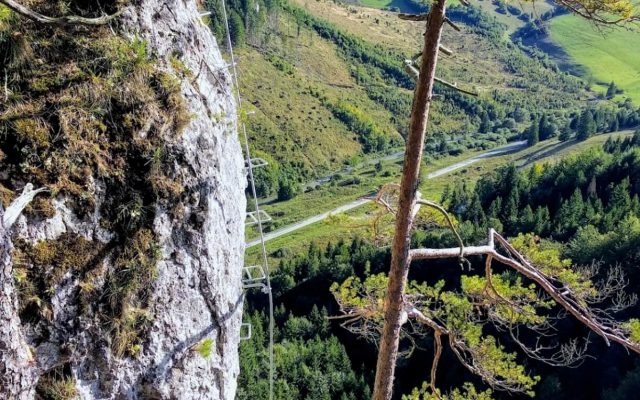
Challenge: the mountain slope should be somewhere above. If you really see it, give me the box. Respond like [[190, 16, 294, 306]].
[[548, 14, 640, 102], [223, 0, 591, 193]]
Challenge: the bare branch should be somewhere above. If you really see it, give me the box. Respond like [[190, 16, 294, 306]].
[[553, 0, 639, 26], [434, 76, 478, 96], [0, 0, 125, 26], [415, 197, 468, 268], [410, 229, 640, 354], [439, 44, 453, 56], [3, 184, 47, 229], [444, 17, 461, 32], [431, 331, 443, 399], [509, 328, 591, 367], [398, 13, 429, 21], [404, 59, 479, 96]]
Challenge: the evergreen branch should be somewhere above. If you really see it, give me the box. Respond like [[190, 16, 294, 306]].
[[409, 229, 640, 354]]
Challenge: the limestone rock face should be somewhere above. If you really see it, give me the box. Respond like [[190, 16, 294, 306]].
[[0, 207, 38, 398], [0, 1, 245, 399]]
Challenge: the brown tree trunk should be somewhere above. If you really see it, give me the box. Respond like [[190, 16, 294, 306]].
[[372, 0, 448, 399]]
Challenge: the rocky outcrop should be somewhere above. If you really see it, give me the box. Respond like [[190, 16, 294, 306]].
[[0, 206, 38, 399], [0, 0, 245, 399]]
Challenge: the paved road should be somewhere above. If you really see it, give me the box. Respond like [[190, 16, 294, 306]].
[[258, 148, 405, 206], [246, 141, 527, 248]]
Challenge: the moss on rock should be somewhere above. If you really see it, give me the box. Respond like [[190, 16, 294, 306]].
[[1, 1, 190, 359]]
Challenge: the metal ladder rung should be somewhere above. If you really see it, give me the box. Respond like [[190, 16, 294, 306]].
[[243, 265, 266, 287], [240, 323, 252, 340], [245, 210, 272, 226], [245, 157, 268, 170], [199, 11, 212, 17]]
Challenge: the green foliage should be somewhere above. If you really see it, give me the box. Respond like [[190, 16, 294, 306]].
[[511, 234, 596, 300], [625, 319, 640, 343], [35, 361, 81, 400], [577, 109, 597, 140], [107, 229, 161, 357], [206, 0, 278, 46], [229, 11, 246, 46], [603, 361, 640, 400], [549, 13, 640, 102], [36, 374, 78, 400], [525, 118, 540, 146], [277, 175, 300, 201], [447, 140, 640, 242], [403, 382, 494, 400], [238, 309, 370, 400], [325, 100, 390, 153], [195, 338, 216, 359], [334, 272, 542, 395], [12, 234, 104, 322], [265, 53, 295, 75]]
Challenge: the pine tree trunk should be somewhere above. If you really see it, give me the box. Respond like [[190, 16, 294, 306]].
[[372, 1, 448, 398]]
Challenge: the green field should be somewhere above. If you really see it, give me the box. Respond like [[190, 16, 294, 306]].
[[549, 14, 640, 103]]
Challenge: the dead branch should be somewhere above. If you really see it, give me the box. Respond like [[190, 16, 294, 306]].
[[415, 197, 468, 268], [0, 0, 125, 26], [2, 184, 47, 228], [431, 331, 443, 399], [404, 59, 478, 96], [398, 13, 428, 21], [409, 229, 640, 354], [444, 17, 461, 32], [439, 44, 453, 56]]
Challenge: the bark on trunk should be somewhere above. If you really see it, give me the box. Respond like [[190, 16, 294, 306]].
[[372, 1, 448, 399]]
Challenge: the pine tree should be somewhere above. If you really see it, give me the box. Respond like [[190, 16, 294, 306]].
[[519, 205, 536, 233], [607, 81, 617, 98], [525, 118, 540, 146], [534, 206, 551, 236], [539, 114, 557, 140], [479, 111, 492, 133], [504, 191, 520, 234], [577, 110, 596, 141], [488, 196, 503, 220], [467, 193, 487, 226], [229, 10, 246, 46], [559, 124, 573, 141]]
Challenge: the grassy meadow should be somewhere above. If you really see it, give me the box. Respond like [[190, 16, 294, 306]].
[[548, 14, 640, 103]]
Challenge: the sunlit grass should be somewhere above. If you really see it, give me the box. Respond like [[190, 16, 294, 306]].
[[549, 15, 640, 103]]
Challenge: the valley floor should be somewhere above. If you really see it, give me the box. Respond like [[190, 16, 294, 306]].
[[246, 130, 635, 264]]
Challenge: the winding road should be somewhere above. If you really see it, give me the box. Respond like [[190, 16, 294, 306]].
[[246, 140, 527, 248]]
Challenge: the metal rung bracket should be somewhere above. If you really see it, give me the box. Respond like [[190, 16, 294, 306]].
[[245, 210, 272, 226], [245, 157, 268, 171], [240, 323, 252, 340], [243, 265, 266, 289]]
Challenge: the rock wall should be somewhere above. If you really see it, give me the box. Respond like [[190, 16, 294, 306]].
[[0, 1, 245, 398]]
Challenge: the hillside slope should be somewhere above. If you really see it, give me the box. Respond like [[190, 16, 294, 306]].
[[548, 14, 640, 102], [218, 0, 592, 194]]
